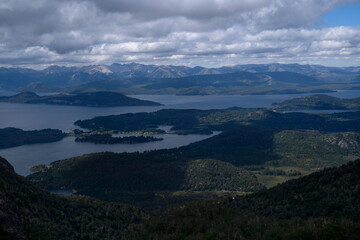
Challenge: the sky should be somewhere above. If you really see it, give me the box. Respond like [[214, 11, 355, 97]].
[[0, 0, 360, 69]]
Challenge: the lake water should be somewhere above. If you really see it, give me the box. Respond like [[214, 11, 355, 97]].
[[1, 133, 220, 176], [2, 90, 360, 176]]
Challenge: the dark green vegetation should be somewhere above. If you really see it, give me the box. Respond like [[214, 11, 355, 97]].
[[183, 159, 262, 191], [5, 151, 360, 239], [1, 63, 360, 95], [0, 91, 161, 107], [126, 159, 360, 239], [30, 108, 360, 208], [75, 134, 163, 144], [273, 130, 360, 168], [75, 107, 360, 134], [273, 94, 360, 110], [28, 139, 264, 209], [29, 121, 360, 208], [230, 159, 360, 219], [0, 127, 66, 149], [0, 156, 145, 240], [75, 109, 219, 134]]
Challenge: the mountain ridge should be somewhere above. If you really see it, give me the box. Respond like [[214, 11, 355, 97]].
[[0, 156, 145, 239], [0, 91, 161, 107], [1, 63, 359, 93]]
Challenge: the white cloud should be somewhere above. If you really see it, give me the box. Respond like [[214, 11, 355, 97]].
[[0, 0, 359, 67]]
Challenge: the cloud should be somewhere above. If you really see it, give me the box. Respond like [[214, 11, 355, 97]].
[[0, 0, 359, 68]]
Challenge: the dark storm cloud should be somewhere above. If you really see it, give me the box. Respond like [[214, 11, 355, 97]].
[[0, 0, 359, 68]]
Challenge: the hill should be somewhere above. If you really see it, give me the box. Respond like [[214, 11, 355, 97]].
[[127, 159, 360, 239], [0, 156, 145, 240], [15, 82, 59, 93], [273, 94, 360, 110], [0, 91, 161, 107], [28, 147, 264, 209], [28, 123, 360, 208], [75, 107, 360, 135], [144, 71, 320, 90], [0, 127, 66, 149]]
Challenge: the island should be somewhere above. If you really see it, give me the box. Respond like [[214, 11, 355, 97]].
[[0, 127, 66, 149], [0, 91, 161, 107], [272, 94, 360, 110], [75, 133, 163, 144], [75, 107, 360, 135]]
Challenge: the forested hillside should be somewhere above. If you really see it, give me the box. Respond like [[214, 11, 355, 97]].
[[127, 159, 360, 239], [0, 156, 145, 240]]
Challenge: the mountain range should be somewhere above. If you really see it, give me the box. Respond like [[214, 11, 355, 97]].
[[1, 63, 360, 94]]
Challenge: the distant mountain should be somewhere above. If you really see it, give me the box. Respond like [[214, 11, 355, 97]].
[[15, 82, 59, 93], [143, 71, 320, 89], [0, 156, 145, 239], [273, 94, 360, 110], [219, 63, 360, 81], [67, 70, 325, 95], [0, 62, 359, 94], [0, 91, 41, 103], [0, 91, 161, 107], [0, 63, 360, 90]]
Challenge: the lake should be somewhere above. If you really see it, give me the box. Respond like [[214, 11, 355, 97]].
[[1, 90, 360, 176], [1, 133, 220, 176]]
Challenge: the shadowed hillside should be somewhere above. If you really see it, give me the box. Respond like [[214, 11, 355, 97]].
[[126, 159, 360, 239], [0, 156, 145, 240]]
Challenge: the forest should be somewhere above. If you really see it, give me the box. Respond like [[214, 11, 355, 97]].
[[4, 95, 360, 238], [75, 133, 163, 144], [0, 127, 66, 149]]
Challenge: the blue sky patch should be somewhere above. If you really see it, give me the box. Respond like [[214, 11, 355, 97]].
[[323, 2, 360, 27]]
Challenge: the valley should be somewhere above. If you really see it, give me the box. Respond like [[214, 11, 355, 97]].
[[2, 0, 360, 237], [1, 70, 360, 238]]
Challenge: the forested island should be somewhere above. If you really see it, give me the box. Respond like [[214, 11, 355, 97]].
[[0, 127, 66, 149], [75, 107, 360, 135], [75, 134, 163, 144], [0, 91, 161, 107], [273, 94, 360, 110]]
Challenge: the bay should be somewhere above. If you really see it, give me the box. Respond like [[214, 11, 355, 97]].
[[1, 133, 219, 176], [2, 90, 360, 176]]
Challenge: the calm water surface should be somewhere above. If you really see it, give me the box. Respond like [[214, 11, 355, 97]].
[[2, 90, 360, 176], [1, 133, 219, 176]]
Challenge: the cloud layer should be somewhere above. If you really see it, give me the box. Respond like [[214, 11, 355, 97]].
[[0, 0, 359, 68]]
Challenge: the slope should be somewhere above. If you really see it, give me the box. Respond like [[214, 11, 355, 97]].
[[0, 156, 145, 240], [127, 159, 360, 239]]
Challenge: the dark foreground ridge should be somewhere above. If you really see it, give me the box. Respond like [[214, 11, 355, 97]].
[[0, 91, 161, 107], [3, 154, 360, 239], [0, 156, 145, 240], [127, 159, 360, 239]]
